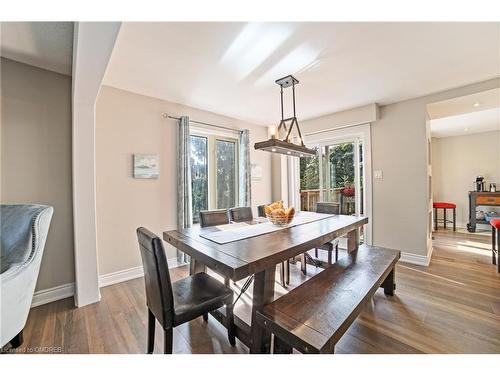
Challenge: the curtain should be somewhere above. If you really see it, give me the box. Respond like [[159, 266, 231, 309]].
[[177, 116, 192, 263], [238, 129, 252, 207]]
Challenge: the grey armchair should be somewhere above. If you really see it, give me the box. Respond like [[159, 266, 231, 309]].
[[0, 204, 53, 348]]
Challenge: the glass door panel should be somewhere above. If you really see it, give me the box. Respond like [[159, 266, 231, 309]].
[[321, 141, 356, 214], [190, 135, 208, 224], [215, 139, 237, 209], [299, 138, 365, 216], [299, 152, 320, 211]]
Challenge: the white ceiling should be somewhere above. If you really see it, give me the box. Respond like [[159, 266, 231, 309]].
[[430, 107, 500, 138], [103, 22, 500, 125], [0, 22, 74, 75], [427, 88, 500, 120]]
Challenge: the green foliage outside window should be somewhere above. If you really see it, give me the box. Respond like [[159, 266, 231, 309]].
[[300, 142, 355, 190]]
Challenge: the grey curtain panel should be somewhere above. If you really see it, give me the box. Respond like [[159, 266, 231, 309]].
[[177, 116, 192, 264], [238, 129, 252, 207]]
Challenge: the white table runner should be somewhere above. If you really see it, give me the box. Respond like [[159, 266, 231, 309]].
[[199, 211, 333, 244]]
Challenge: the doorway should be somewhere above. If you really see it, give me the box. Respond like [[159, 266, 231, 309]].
[[426, 88, 500, 275], [289, 123, 372, 245]]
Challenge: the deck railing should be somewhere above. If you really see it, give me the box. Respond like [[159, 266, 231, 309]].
[[300, 188, 341, 212], [300, 188, 357, 214]]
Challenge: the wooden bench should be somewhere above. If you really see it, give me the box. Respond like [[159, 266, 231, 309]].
[[255, 244, 400, 354]]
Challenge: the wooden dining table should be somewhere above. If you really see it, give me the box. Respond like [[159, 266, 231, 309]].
[[163, 212, 368, 353]]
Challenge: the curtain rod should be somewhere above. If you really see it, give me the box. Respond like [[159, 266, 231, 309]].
[[163, 113, 242, 134]]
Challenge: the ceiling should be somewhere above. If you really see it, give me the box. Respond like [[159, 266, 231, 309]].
[[0, 22, 74, 75], [103, 22, 500, 125], [430, 107, 500, 138], [427, 88, 500, 120]]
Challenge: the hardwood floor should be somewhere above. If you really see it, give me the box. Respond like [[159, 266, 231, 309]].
[[6, 230, 500, 354]]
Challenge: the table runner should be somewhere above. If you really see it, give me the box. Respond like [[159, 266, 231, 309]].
[[199, 211, 333, 244]]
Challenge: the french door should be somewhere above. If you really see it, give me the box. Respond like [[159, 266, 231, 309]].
[[190, 130, 239, 224], [291, 123, 372, 244]]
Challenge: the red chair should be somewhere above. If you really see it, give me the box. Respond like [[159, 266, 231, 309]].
[[491, 218, 500, 273], [433, 202, 456, 231]]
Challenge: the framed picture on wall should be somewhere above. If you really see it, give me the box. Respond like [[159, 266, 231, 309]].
[[133, 154, 159, 179]]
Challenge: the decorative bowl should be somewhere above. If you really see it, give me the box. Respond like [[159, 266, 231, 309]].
[[266, 212, 295, 226]]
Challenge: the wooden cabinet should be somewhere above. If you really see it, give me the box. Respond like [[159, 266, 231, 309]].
[[467, 191, 500, 232], [476, 195, 500, 206]]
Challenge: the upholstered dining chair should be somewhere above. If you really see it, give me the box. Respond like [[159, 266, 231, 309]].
[[256, 204, 290, 286], [199, 209, 231, 286], [0, 204, 53, 349], [257, 204, 266, 218], [299, 202, 340, 276], [229, 206, 253, 223], [200, 209, 229, 228], [315, 202, 340, 262], [137, 227, 235, 353]]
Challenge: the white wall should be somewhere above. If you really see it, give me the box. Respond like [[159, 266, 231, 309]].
[[95, 86, 272, 277], [72, 22, 122, 307], [432, 130, 500, 228]]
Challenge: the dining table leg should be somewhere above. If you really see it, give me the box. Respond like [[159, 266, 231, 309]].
[[347, 227, 360, 253], [189, 258, 206, 275], [250, 266, 276, 354]]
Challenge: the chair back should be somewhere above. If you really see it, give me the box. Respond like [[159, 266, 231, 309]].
[[199, 209, 229, 228], [257, 204, 269, 218], [137, 227, 174, 328], [316, 202, 340, 215], [229, 207, 253, 222]]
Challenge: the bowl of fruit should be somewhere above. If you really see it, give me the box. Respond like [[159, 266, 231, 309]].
[[264, 200, 295, 226]]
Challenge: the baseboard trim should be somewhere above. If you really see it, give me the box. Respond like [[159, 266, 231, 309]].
[[30, 258, 185, 308], [31, 282, 75, 308], [98, 257, 185, 288], [400, 247, 433, 267], [99, 265, 144, 288]]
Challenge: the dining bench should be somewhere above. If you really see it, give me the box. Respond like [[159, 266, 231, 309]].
[[255, 244, 400, 354]]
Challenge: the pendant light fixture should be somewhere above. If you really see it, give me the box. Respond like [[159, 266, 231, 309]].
[[254, 75, 316, 157]]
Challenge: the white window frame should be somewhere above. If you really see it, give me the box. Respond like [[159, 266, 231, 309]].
[[190, 125, 239, 211]]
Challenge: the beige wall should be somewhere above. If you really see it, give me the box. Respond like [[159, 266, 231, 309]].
[[295, 78, 500, 258], [432, 130, 500, 227], [1, 58, 75, 291], [302, 104, 379, 133], [95, 86, 272, 276]]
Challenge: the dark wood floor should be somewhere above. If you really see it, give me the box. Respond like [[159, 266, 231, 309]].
[[7, 230, 500, 354]]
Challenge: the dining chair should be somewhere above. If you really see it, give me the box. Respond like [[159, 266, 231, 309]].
[[300, 202, 340, 275], [199, 209, 232, 286], [137, 227, 235, 353], [315, 202, 340, 261], [257, 204, 290, 286], [257, 204, 266, 218], [200, 209, 230, 228], [229, 206, 253, 222]]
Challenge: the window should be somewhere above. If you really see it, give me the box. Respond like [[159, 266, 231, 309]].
[[190, 136, 209, 224], [190, 132, 238, 223], [215, 139, 237, 209]]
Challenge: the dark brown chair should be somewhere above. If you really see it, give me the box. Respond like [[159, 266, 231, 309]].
[[257, 204, 290, 286], [257, 204, 266, 218], [200, 209, 229, 228], [137, 227, 235, 353], [315, 202, 340, 261], [301, 202, 340, 275], [229, 206, 253, 222], [199, 209, 232, 286]]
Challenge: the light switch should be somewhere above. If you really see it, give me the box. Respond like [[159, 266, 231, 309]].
[[374, 170, 383, 179]]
